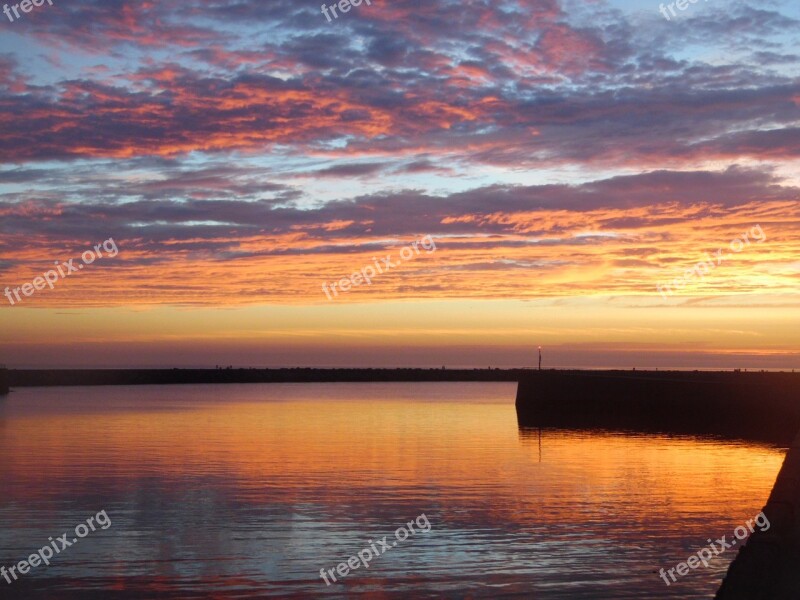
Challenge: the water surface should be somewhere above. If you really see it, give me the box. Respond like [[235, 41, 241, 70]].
[[0, 383, 784, 598]]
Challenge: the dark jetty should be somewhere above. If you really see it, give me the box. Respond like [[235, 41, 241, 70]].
[[516, 369, 800, 445], [0, 366, 8, 395]]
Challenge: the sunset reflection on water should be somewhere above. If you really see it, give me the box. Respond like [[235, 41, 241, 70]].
[[0, 383, 784, 598]]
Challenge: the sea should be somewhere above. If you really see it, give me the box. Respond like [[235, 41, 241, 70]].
[[0, 382, 784, 598]]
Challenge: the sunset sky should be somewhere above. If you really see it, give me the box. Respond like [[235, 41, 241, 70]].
[[0, 0, 798, 368]]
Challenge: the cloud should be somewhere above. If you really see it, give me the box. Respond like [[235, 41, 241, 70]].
[[1, 0, 798, 308], [1, 166, 798, 305]]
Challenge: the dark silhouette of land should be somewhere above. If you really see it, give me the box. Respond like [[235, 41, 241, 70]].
[[5, 367, 526, 389]]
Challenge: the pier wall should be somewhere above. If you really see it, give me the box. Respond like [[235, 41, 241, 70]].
[[516, 370, 800, 445]]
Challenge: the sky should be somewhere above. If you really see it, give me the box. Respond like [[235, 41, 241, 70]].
[[0, 0, 798, 368]]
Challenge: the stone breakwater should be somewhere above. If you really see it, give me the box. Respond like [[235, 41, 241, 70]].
[[515, 369, 800, 445]]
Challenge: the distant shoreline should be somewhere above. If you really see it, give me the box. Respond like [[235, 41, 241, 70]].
[[3, 367, 796, 390], [5, 367, 527, 389]]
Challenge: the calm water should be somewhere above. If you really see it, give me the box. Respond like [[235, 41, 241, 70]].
[[0, 383, 785, 599]]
